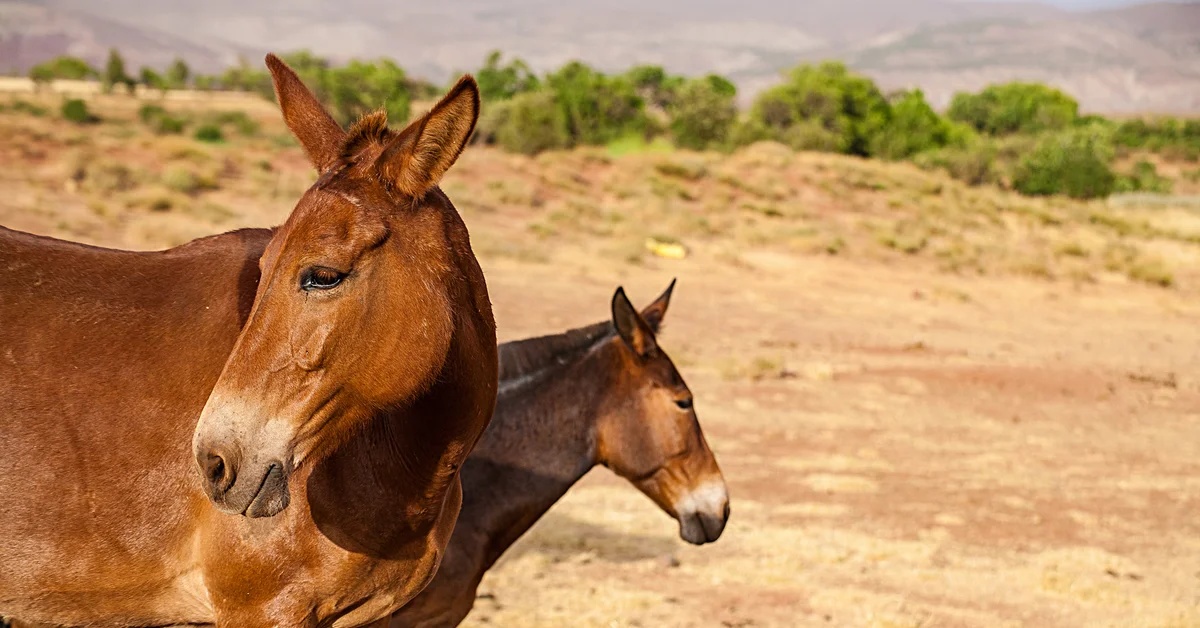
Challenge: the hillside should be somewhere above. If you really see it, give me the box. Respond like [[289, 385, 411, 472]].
[[3, 0, 1198, 112]]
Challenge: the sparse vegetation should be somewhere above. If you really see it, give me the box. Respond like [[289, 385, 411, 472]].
[[193, 124, 225, 143], [60, 99, 96, 124]]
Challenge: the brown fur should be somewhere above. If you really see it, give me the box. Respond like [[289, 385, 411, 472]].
[[0, 53, 497, 627], [392, 283, 730, 627]]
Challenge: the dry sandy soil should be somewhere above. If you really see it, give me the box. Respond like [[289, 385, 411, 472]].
[[1, 94, 1198, 627]]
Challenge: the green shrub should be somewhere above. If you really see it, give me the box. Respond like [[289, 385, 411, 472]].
[[914, 140, 1000, 186], [746, 62, 890, 156], [491, 90, 570, 155], [948, 82, 1079, 136], [475, 51, 541, 102], [725, 117, 775, 149], [546, 61, 648, 146], [668, 76, 737, 150], [61, 98, 96, 124], [1116, 160, 1172, 194], [870, 89, 961, 160], [138, 104, 187, 134], [193, 124, 225, 143], [1013, 126, 1116, 199], [29, 56, 97, 83]]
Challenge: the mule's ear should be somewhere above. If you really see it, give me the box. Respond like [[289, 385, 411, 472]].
[[375, 74, 480, 198], [639, 278, 676, 334], [612, 287, 658, 359], [266, 53, 346, 173]]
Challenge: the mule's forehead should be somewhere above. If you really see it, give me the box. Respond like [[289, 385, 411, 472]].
[[264, 187, 389, 270]]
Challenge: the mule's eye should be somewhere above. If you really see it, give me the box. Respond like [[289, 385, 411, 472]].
[[675, 398, 693, 410], [300, 266, 347, 291]]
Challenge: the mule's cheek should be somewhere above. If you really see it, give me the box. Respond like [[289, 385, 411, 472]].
[[293, 321, 335, 372]]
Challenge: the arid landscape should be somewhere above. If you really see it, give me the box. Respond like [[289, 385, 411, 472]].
[[1, 92, 1199, 627]]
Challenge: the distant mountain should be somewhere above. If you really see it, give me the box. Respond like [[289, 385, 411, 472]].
[[2, 0, 1197, 113], [0, 2, 245, 74]]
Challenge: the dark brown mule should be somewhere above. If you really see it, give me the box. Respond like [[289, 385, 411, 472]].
[[392, 282, 730, 627], [0, 54, 497, 627]]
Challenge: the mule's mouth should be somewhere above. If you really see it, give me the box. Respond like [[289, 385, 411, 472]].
[[679, 504, 728, 545], [243, 462, 290, 518], [206, 460, 291, 518], [674, 482, 730, 545]]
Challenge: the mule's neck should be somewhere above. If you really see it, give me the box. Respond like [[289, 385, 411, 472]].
[[457, 330, 618, 571]]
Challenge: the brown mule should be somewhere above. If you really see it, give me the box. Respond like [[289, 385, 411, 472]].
[[392, 282, 730, 627], [0, 54, 497, 627]]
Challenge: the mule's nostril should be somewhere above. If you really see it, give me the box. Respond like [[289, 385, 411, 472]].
[[202, 453, 235, 494]]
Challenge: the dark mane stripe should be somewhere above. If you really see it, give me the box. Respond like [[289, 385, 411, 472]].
[[498, 320, 613, 383]]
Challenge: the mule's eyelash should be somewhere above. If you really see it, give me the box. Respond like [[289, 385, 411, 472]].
[[300, 267, 348, 291]]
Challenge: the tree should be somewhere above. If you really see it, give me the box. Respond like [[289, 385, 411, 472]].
[[29, 56, 97, 83], [625, 65, 685, 109], [669, 76, 737, 150], [947, 82, 1079, 136], [140, 67, 167, 94], [102, 48, 135, 94], [475, 51, 540, 102], [166, 58, 191, 89], [747, 62, 890, 156]]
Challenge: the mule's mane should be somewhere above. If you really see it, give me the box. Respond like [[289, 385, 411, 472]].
[[339, 109, 392, 163], [498, 320, 614, 384]]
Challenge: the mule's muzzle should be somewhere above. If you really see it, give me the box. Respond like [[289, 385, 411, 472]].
[[676, 482, 730, 545], [194, 445, 291, 518]]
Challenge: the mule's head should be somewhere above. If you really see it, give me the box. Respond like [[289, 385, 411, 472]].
[[596, 282, 730, 544], [192, 54, 483, 517]]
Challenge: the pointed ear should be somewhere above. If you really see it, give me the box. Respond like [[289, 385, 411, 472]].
[[374, 75, 480, 198], [612, 287, 658, 359], [266, 53, 346, 173], [639, 278, 676, 334]]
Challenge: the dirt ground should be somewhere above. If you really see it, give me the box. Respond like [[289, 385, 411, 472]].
[[2, 97, 1198, 627]]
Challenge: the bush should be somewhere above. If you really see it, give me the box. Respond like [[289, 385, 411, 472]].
[[61, 98, 96, 124], [870, 89, 962, 160], [193, 124, 225, 143], [546, 61, 648, 146], [102, 48, 135, 94], [29, 56, 97, 83], [475, 51, 541, 102], [746, 62, 890, 156], [947, 82, 1079, 136], [1116, 160, 1172, 194], [668, 76, 737, 150], [138, 104, 187, 134], [913, 140, 1000, 186], [490, 90, 570, 155], [1013, 126, 1116, 199]]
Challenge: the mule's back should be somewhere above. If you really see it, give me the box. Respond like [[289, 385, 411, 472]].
[[0, 226, 269, 624]]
